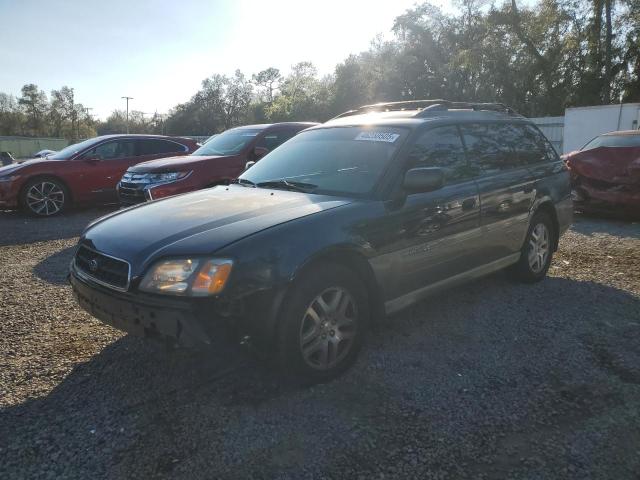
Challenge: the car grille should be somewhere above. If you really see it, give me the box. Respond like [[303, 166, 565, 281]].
[[118, 172, 150, 205], [74, 245, 130, 291]]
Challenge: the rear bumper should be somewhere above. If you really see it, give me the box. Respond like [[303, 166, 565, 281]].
[[69, 271, 235, 349]]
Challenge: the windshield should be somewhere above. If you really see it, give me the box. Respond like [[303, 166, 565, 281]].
[[192, 128, 262, 156], [239, 126, 409, 197], [48, 137, 103, 160], [581, 134, 640, 151]]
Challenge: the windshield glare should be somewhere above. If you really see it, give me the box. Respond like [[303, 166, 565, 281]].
[[239, 126, 408, 196], [581, 134, 640, 151], [193, 128, 262, 156], [48, 137, 103, 160]]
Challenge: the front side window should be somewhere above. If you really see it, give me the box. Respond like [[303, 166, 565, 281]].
[[240, 126, 409, 197], [192, 128, 262, 156], [407, 125, 476, 183], [87, 140, 135, 160]]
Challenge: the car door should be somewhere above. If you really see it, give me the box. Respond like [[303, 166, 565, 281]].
[[459, 122, 538, 263], [368, 125, 482, 304], [74, 139, 137, 203]]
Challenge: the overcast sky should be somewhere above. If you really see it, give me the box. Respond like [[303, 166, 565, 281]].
[[0, 0, 459, 119]]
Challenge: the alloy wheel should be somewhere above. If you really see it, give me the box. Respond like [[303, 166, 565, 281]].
[[299, 287, 357, 370], [26, 181, 65, 216], [528, 223, 549, 273]]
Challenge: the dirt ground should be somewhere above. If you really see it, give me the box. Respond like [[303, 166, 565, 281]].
[[0, 208, 639, 479]]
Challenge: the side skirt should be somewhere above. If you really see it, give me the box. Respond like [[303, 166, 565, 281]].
[[384, 253, 521, 316]]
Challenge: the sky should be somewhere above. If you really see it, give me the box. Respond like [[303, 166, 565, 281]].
[[0, 0, 458, 120]]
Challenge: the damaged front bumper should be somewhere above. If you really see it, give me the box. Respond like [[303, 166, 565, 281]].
[[571, 176, 640, 211], [69, 271, 236, 349]]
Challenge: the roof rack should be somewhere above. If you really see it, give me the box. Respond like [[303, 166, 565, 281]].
[[330, 99, 519, 120]]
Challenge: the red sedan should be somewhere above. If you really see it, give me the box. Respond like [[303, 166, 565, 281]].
[[117, 123, 317, 205], [563, 130, 640, 213], [0, 135, 198, 216]]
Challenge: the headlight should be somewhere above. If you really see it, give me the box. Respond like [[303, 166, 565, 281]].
[[146, 172, 189, 184], [139, 258, 233, 296]]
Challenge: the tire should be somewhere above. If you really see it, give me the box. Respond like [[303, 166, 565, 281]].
[[20, 177, 69, 217], [510, 211, 555, 283], [277, 264, 369, 384]]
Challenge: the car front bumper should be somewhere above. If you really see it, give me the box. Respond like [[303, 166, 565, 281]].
[[69, 270, 236, 349]]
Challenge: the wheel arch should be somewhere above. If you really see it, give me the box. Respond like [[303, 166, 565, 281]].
[[265, 246, 385, 348], [531, 199, 560, 251]]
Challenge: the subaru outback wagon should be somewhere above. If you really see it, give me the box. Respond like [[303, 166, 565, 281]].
[[69, 100, 572, 383]]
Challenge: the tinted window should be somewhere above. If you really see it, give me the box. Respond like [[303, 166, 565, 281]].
[[581, 134, 640, 151], [138, 139, 185, 155], [240, 126, 409, 197], [256, 130, 297, 151], [407, 125, 476, 183], [193, 128, 262, 156], [49, 137, 103, 160], [87, 140, 135, 160], [461, 123, 545, 174]]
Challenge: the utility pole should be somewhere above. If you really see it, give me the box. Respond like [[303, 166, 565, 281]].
[[121, 96, 133, 133]]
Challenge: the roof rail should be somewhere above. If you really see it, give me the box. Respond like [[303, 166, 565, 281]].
[[415, 101, 518, 117], [330, 100, 449, 120], [330, 99, 520, 120]]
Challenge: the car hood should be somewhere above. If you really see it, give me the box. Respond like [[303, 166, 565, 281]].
[[0, 157, 52, 176], [565, 147, 640, 184], [128, 155, 235, 173], [82, 185, 353, 277]]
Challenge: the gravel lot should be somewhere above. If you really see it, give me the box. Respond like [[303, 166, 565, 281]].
[[1, 207, 639, 479]]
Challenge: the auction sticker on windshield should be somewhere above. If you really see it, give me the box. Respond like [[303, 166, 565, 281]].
[[354, 132, 400, 143]]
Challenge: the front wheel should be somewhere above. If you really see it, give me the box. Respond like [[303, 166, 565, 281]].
[[21, 178, 69, 217], [277, 264, 369, 384], [510, 212, 555, 283]]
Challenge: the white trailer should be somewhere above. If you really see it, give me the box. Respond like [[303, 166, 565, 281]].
[[562, 103, 640, 154]]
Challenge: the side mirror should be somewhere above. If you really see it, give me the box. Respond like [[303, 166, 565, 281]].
[[253, 146, 269, 159], [245, 161, 256, 171], [403, 167, 444, 193]]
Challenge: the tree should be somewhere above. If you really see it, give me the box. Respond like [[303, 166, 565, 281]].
[[252, 67, 282, 102], [18, 84, 48, 136]]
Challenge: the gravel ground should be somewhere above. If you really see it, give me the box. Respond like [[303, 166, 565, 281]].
[[0, 207, 639, 479]]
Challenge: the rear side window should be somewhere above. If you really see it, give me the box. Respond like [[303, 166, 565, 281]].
[[407, 125, 476, 183], [138, 139, 186, 155], [460, 123, 553, 174]]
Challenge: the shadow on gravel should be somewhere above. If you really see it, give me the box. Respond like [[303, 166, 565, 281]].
[[0, 207, 114, 246], [571, 212, 640, 240], [2, 275, 640, 479], [33, 246, 76, 285]]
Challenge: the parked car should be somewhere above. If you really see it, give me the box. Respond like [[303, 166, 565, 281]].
[[0, 135, 198, 216], [117, 123, 317, 205], [563, 130, 640, 212], [34, 149, 57, 158], [69, 100, 572, 383]]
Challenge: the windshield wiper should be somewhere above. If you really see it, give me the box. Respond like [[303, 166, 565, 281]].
[[232, 178, 257, 188], [256, 178, 317, 193]]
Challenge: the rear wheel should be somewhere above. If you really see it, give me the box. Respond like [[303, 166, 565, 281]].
[[510, 212, 555, 283], [277, 264, 369, 384], [21, 178, 69, 217]]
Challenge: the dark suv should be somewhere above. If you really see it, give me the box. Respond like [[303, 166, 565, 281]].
[[69, 100, 572, 383]]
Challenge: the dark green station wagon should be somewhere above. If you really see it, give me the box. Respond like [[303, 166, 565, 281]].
[[70, 100, 572, 383]]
